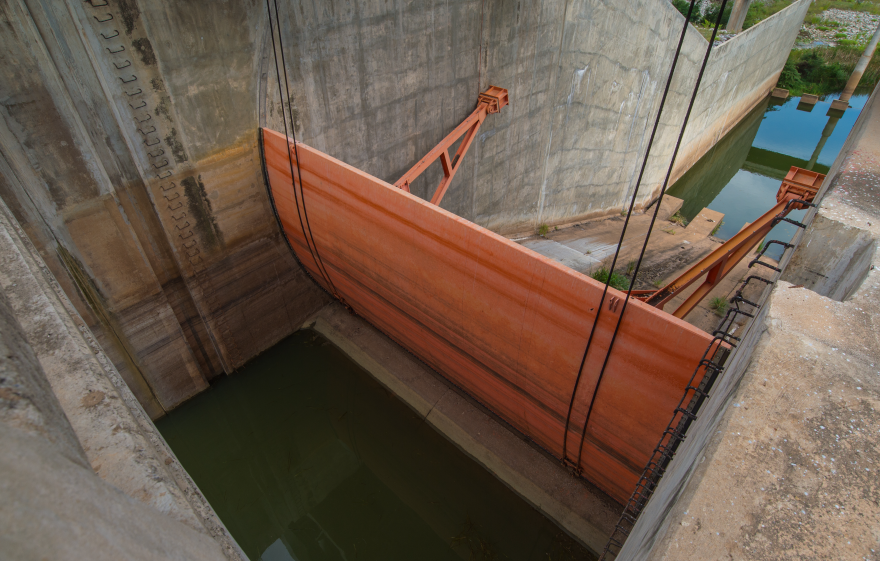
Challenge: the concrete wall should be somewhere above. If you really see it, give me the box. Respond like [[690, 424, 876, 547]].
[[0, 0, 329, 416], [0, 194, 246, 559], [0, 211, 237, 559], [273, 0, 809, 236], [0, 0, 806, 415]]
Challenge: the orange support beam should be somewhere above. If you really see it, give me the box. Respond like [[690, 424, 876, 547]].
[[633, 167, 822, 318], [395, 86, 508, 205]]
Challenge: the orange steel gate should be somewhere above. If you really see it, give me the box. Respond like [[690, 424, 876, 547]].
[[261, 128, 718, 503]]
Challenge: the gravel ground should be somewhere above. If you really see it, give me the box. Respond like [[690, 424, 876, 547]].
[[799, 8, 880, 48]]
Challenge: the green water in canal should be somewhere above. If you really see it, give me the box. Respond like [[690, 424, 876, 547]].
[[667, 92, 869, 259], [157, 330, 596, 561]]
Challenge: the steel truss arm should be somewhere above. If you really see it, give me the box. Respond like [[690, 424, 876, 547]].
[[395, 86, 509, 205], [633, 167, 822, 318]]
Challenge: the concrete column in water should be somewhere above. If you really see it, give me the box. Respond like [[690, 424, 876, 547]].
[[727, 0, 752, 34], [807, 114, 841, 171], [837, 21, 880, 104]]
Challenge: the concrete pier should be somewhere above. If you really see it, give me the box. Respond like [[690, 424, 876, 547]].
[[728, 0, 753, 34], [838, 21, 880, 105]]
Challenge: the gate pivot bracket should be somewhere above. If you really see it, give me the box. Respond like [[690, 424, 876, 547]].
[[395, 86, 508, 205], [630, 167, 822, 319]]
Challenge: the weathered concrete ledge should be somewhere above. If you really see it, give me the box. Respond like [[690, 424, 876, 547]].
[[645, 279, 880, 559], [0, 196, 244, 560], [307, 302, 620, 555]]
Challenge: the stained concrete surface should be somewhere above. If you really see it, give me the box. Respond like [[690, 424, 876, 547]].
[[0, 0, 806, 415], [647, 281, 880, 560], [0, 196, 245, 560], [270, 0, 809, 236], [1, 425, 230, 561], [308, 302, 621, 556]]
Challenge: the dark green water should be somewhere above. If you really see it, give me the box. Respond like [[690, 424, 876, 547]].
[[157, 330, 596, 561], [667, 92, 870, 259]]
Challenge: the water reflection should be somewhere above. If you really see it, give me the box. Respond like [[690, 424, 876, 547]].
[[157, 330, 597, 561], [667, 92, 868, 258]]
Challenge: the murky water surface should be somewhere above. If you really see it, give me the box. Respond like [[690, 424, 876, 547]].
[[157, 330, 596, 561], [667, 93, 869, 259]]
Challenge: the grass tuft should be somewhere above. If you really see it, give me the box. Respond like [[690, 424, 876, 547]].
[[537, 223, 549, 236], [669, 211, 688, 227], [591, 266, 631, 291], [710, 296, 729, 317]]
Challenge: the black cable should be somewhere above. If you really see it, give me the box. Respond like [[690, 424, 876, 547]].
[[264, 0, 317, 274], [561, 0, 699, 462], [267, 0, 341, 299], [575, 0, 730, 468]]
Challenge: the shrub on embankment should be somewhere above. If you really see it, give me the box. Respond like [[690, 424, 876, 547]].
[[671, 0, 796, 31], [777, 46, 880, 96]]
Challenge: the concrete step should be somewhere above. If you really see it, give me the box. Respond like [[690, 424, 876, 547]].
[[520, 238, 602, 274]]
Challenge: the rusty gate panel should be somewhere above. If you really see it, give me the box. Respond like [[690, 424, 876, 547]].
[[262, 128, 716, 502]]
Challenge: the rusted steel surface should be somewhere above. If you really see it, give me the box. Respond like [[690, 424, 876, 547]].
[[394, 86, 508, 205], [262, 127, 716, 503], [635, 167, 821, 319]]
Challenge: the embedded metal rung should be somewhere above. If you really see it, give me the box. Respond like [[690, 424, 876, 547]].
[[725, 307, 755, 320], [674, 407, 697, 421], [782, 198, 816, 213], [758, 240, 794, 257], [686, 385, 710, 399], [699, 357, 723, 370], [712, 330, 740, 342], [773, 216, 806, 229], [749, 259, 781, 272], [731, 294, 759, 308]]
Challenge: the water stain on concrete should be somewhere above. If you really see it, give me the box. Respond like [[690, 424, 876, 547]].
[[181, 175, 223, 251], [132, 37, 156, 66]]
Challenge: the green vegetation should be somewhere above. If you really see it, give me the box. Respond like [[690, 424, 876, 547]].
[[653, 278, 665, 288], [742, 0, 797, 30], [669, 211, 688, 227], [779, 46, 880, 96], [673, 0, 796, 31], [777, 49, 850, 96], [710, 220, 724, 236], [537, 223, 549, 236], [808, 1, 880, 17], [710, 296, 729, 317], [591, 267, 631, 291], [626, 260, 637, 276], [671, 0, 704, 22], [673, 0, 880, 38], [663, 228, 677, 235]]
